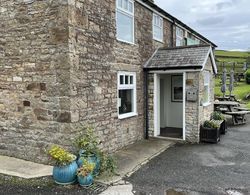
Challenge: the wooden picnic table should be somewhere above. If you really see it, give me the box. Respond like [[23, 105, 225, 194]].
[[225, 111, 250, 125], [214, 101, 240, 112], [216, 95, 238, 102]]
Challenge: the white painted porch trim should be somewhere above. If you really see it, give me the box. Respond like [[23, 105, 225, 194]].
[[201, 46, 218, 74], [182, 72, 186, 141], [153, 73, 160, 137]]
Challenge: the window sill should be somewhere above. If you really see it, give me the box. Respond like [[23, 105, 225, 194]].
[[118, 112, 138, 120], [153, 38, 164, 43], [117, 38, 135, 45], [203, 102, 211, 107]]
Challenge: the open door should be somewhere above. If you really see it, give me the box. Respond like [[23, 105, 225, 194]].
[[154, 72, 186, 140]]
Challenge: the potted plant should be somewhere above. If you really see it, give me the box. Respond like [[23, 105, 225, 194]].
[[74, 127, 101, 176], [77, 160, 95, 187], [48, 145, 78, 185], [200, 120, 220, 143], [211, 111, 227, 134]]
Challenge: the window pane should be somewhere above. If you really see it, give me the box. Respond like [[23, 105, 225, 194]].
[[117, 11, 133, 43], [119, 89, 133, 114], [130, 76, 133, 84], [118, 0, 122, 8], [128, 2, 133, 12], [203, 86, 209, 103], [125, 75, 129, 84], [154, 26, 163, 40], [204, 72, 210, 84], [120, 75, 124, 84], [124, 0, 128, 10]]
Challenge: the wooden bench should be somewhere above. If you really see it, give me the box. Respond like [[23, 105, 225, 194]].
[[225, 111, 250, 125], [234, 107, 250, 111]]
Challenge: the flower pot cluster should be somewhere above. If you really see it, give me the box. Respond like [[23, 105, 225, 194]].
[[200, 111, 227, 143], [48, 126, 117, 187], [48, 145, 98, 186]]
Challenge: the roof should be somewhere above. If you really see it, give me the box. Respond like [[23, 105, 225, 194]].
[[138, 0, 217, 47], [144, 45, 217, 74]]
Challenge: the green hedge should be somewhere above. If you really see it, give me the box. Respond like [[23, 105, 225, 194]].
[[246, 70, 250, 84]]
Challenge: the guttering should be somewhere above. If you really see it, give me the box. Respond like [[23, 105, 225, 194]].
[[144, 66, 203, 71], [144, 69, 149, 139]]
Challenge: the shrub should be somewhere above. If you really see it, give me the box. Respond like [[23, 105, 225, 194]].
[[99, 154, 117, 177], [245, 70, 250, 84], [203, 120, 219, 129], [74, 127, 100, 156], [48, 145, 76, 166], [211, 111, 225, 120]]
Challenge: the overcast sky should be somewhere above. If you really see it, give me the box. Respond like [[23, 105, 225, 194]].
[[155, 0, 250, 51]]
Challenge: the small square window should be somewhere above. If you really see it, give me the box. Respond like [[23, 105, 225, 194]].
[[130, 76, 133, 84], [125, 75, 129, 84], [120, 75, 124, 84]]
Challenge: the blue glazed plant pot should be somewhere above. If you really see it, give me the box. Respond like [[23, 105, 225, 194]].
[[77, 152, 100, 177], [77, 174, 93, 187], [53, 161, 78, 185]]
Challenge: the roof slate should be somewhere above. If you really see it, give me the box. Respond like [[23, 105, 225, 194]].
[[144, 45, 211, 70]]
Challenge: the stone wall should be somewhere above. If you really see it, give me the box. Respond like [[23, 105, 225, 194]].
[[0, 0, 76, 163], [185, 72, 200, 142], [0, 0, 174, 163]]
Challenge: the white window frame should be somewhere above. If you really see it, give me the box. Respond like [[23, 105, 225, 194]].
[[117, 72, 137, 119], [176, 26, 185, 46], [203, 71, 210, 106], [153, 13, 163, 42], [116, 0, 135, 44]]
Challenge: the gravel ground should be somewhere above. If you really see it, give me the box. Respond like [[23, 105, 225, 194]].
[[0, 174, 107, 195], [126, 117, 250, 195]]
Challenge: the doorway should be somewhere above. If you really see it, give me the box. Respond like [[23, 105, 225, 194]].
[[154, 73, 186, 140]]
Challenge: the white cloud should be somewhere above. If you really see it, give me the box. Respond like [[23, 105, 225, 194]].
[[154, 0, 250, 50]]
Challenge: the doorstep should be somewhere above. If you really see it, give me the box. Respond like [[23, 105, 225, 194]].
[[96, 138, 175, 185], [0, 155, 53, 179]]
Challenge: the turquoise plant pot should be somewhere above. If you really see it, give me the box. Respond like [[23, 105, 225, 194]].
[[53, 161, 78, 185], [77, 151, 100, 177], [78, 174, 93, 187]]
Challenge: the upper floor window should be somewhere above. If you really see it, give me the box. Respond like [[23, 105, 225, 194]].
[[116, 0, 134, 44], [187, 34, 200, 45], [153, 13, 163, 42], [176, 27, 185, 46]]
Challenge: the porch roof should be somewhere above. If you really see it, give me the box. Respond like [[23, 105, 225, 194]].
[[144, 45, 217, 74]]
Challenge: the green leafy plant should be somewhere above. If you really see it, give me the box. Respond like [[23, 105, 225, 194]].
[[203, 120, 219, 129], [74, 127, 100, 156], [245, 70, 250, 84], [99, 154, 117, 177], [74, 126, 117, 177], [77, 160, 95, 177], [211, 111, 225, 120], [48, 145, 76, 166]]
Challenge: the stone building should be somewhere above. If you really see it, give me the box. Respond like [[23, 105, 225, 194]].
[[0, 0, 217, 163]]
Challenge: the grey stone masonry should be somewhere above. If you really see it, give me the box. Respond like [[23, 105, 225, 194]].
[[0, 0, 175, 163]]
